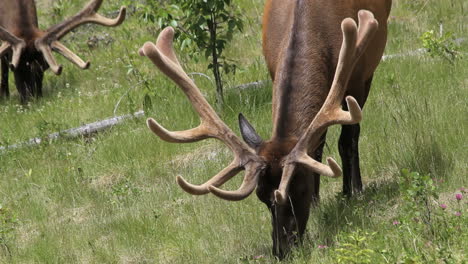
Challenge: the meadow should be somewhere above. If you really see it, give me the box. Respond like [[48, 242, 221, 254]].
[[0, 0, 467, 263]]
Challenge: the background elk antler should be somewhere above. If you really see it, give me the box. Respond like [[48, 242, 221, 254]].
[[139, 27, 266, 201], [0, 28, 26, 69], [274, 11, 378, 205], [35, 0, 126, 74]]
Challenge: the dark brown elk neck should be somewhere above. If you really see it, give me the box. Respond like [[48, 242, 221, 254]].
[[271, 0, 339, 140], [0, 0, 41, 41]]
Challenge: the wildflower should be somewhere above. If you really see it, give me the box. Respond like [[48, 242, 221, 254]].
[[392, 220, 400, 225], [454, 212, 461, 217], [318, 245, 328, 249], [455, 193, 463, 201], [439, 204, 447, 210]]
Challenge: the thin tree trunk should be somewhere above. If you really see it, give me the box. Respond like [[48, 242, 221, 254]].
[[209, 14, 223, 106]]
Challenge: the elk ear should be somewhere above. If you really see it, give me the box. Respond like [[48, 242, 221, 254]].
[[239, 113, 263, 149]]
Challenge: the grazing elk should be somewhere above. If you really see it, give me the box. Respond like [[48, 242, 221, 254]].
[[139, 0, 391, 259], [0, 0, 126, 103]]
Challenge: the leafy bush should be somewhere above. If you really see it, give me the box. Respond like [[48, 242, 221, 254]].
[[399, 169, 438, 228], [333, 230, 377, 264], [420, 30, 460, 63]]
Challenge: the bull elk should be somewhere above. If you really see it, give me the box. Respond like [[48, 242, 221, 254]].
[[139, 0, 391, 259], [0, 0, 126, 103]]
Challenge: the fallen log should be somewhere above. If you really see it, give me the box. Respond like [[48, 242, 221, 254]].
[[0, 110, 145, 153]]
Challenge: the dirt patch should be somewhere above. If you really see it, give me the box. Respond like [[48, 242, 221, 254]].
[[90, 173, 124, 190], [15, 222, 40, 250]]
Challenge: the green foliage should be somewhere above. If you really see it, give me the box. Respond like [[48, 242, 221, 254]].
[[122, 53, 154, 115], [399, 169, 438, 226], [124, 0, 181, 27], [420, 30, 460, 63], [51, 0, 72, 18], [395, 170, 467, 262], [333, 230, 377, 264], [158, 0, 244, 105], [0, 204, 17, 257]]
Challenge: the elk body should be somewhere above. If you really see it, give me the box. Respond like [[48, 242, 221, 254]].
[[139, 0, 391, 259], [0, 0, 126, 103]]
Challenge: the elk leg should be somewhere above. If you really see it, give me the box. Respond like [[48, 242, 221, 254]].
[[0, 56, 9, 98], [14, 69, 29, 104], [339, 76, 373, 196], [339, 123, 362, 196], [34, 70, 44, 97]]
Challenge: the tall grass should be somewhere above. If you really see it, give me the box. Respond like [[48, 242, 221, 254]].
[[1, 0, 467, 263]]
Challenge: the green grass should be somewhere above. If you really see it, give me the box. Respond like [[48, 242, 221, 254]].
[[1, 0, 467, 263]]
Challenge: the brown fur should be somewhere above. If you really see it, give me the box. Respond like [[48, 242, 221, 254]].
[[248, 0, 392, 258]]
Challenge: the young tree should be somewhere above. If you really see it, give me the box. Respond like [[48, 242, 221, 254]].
[[160, 0, 244, 105]]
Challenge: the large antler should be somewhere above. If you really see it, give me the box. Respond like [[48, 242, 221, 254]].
[[139, 27, 266, 201], [0, 26, 26, 69], [274, 10, 379, 204], [35, 0, 126, 74]]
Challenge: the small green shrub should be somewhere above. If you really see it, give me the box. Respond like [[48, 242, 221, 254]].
[[394, 170, 467, 262], [157, 0, 244, 105], [333, 230, 377, 264], [420, 30, 460, 63], [399, 169, 438, 227]]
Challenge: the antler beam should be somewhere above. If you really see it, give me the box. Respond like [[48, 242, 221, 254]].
[[0, 26, 26, 69], [35, 0, 126, 74], [274, 10, 379, 205], [140, 27, 265, 201]]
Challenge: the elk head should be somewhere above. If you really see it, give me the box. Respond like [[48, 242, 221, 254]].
[[140, 10, 378, 259], [0, 0, 125, 102]]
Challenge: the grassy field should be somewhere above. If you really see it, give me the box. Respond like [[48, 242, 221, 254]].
[[1, 0, 467, 263]]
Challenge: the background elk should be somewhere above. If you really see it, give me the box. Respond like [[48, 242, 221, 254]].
[[0, 0, 126, 103], [140, 0, 391, 259]]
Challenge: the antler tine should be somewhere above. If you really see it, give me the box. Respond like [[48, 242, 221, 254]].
[[139, 27, 226, 142], [43, 0, 126, 42], [35, 44, 63, 75], [36, 40, 90, 75], [274, 157, 342, 204], [141, 27, 265, 198], [209, 162, 265, 201], [51, 41, 90, 69], [177, 160, 242, 195], [274, 10, 378, 204], [35, 0, 125, 74], [0, 26, 26, 69]]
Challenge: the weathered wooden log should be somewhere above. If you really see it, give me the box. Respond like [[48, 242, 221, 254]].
[[0, 110, 144, 153]]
